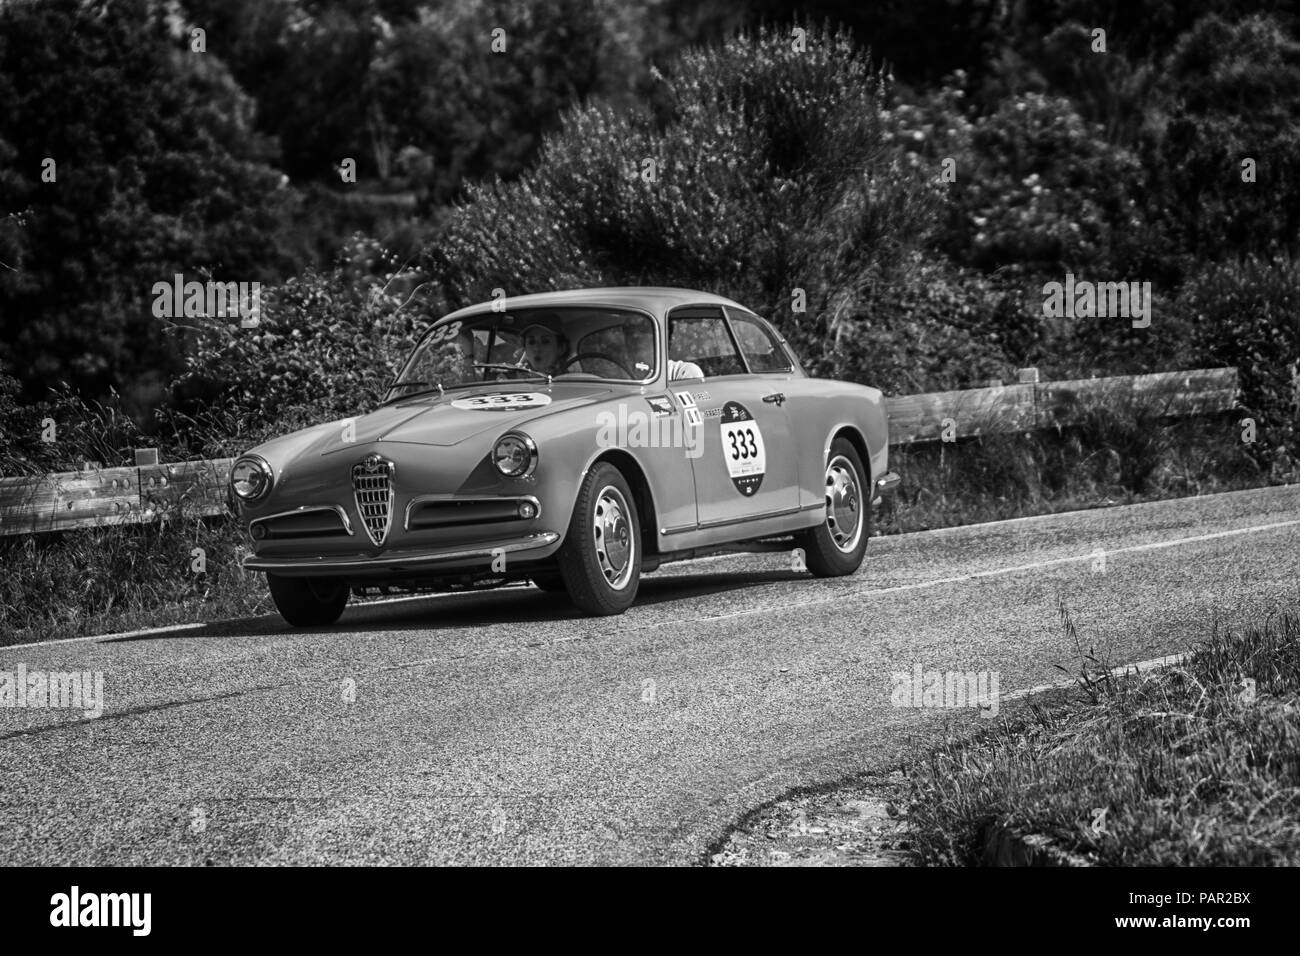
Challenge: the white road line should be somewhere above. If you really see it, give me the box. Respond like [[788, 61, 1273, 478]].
[[881, 481, 1299, 536], [1000, 653, 1186, 705], [0, 585, 531, 653], [0, 621, 209, 651], [654, 517, 1300, 628], [4, 494, 1297, 654]]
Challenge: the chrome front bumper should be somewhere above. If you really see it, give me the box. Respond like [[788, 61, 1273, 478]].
[[243, 532, 561, 577]]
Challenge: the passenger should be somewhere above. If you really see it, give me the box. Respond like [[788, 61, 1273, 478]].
[[621, 321, 703, 380]]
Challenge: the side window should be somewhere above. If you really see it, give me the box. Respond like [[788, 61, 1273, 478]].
[[729, 313, 793, 373], [668, 312, 745, 378]]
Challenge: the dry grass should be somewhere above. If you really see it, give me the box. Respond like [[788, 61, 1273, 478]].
[[907, 604, 1300, 865]]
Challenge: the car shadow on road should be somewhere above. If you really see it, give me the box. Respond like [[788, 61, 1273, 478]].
[[97, 568, 808, 643], [324, 568, 806, 634]]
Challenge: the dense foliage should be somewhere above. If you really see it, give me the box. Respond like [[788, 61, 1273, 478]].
[[1, 0, 1298, 466]]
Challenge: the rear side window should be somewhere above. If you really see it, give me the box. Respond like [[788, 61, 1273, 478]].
[[668, 312, 746, 377], [728, 313, 793, 372]]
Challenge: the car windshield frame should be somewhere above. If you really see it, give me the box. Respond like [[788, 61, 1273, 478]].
[[384, 305, 660, 403]]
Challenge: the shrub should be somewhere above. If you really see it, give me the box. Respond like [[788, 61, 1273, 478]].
[[938, 92, 1145, 277], [429, 24, 948, 382], [1144, 15, 1300, 267], [828, 252, 1014, 394], [168, 237, 439, 443], [1180, 254, 1300, 459]]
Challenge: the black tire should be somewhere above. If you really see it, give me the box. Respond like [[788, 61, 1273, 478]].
[[799, 438, 871, 577], [531, 572, 567, 592], [267, 574, 350, 627], [557, 462, 641, 615]]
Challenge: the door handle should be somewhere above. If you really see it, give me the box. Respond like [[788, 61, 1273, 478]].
[[762, 392, 785, 405]]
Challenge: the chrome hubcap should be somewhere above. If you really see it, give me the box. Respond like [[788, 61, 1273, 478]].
[[825, 455, 863, 553], [593, 485, 635, 590]]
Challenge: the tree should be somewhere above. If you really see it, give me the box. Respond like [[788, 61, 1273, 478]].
[[0, 0, 296, 411]]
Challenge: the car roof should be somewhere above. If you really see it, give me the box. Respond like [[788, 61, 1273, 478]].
[[438, 287, 750, 322]]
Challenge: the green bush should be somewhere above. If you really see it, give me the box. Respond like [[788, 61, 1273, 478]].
[[169, 237, 438, 444], [1144, 15, 1300, 267], [1180, 254, 1300, 459], [827, 252, 1015, 394], [937, 92, 1145, 277], [430, 24, 953, 383], [0, 364, 156, 476]]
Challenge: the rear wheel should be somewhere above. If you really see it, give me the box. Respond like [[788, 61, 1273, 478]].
[[267, 574, 350, 627], [557, 462, 641, 615], [799, 438, 870, 577]]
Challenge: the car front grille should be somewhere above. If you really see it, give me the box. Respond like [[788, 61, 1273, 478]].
[[352, 456, 394, 546]]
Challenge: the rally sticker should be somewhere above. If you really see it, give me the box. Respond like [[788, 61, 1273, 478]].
[[674, 391, 702, 429], [646, 394, 673, 417], [719, 401, 765, 495], [450, 392, 552, 411]]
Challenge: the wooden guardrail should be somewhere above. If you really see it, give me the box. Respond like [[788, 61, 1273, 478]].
[[0, 455, 232, 536], [885, 366, 1238, 444], [0, 367, 1237, 537]]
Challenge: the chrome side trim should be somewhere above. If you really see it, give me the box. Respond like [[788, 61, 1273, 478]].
[[403, 494, 542, 531], [662, 501, 820, 535], [243, 532, 560, 573], [249, 504, 355, 536]]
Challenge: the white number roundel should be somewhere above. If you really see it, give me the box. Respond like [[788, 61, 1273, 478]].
[[719, 401, 765, 495], [450, 392, 552, 411]]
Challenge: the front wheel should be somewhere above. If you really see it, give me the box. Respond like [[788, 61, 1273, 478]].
[[557, 462, 641, 615], [267, 574, 350, 627], [798, 438, 871, 577]]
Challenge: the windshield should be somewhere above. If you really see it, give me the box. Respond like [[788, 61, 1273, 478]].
[[387, 306, 658, 401]]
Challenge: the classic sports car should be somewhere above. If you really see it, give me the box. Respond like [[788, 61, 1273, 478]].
[[229, 288, 899, 626]]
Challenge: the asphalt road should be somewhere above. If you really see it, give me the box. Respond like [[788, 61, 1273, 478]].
[[2, 484, 1298, 865]]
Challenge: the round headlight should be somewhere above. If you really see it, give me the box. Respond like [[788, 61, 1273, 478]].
[[493, 433, 537, 478], [230, 456, 273, 501]]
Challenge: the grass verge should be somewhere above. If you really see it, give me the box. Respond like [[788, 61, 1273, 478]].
[[907, 604, 1300, 866], [0, 515, 268, 647], [877, 410, 1286, 534]]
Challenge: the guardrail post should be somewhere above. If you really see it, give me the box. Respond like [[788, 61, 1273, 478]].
[[1018, 369, 1040, 429]]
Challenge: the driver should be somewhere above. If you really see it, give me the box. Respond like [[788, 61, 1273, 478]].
[[518, 313, 569, 375]]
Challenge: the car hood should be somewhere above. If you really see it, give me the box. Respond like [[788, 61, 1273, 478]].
[[251, 382, 625, 465]]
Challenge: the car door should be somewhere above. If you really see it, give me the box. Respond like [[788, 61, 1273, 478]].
[[666, 306, 799, 529]]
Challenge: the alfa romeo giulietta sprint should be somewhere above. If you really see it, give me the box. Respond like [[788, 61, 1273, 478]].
[[229, 288, 899, 625]]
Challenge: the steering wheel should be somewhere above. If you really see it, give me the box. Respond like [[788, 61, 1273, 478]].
[[560, 352, 636, 378]]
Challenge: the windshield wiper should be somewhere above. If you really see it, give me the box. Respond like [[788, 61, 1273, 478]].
[[473, 363, 548, 383], [387, 381, 444, 400]]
